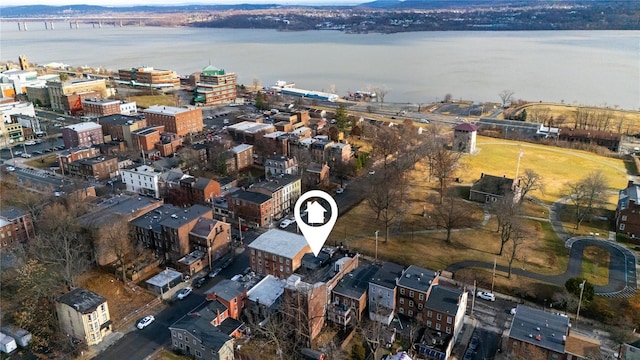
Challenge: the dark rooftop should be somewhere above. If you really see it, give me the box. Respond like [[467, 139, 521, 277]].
[[57, 288, 106, 314], [370, 261, 404, 290], [0, 207, 28, 221], [470, 173, 514, 197], [78, 195, 162, 227], [190, 218, 226, 239], [333, 264, 379, 300], [295, 248, 358, 284], [508, 305, 570, 354], [130, 204, 183, 233], [396, 265, 438, 293], [169, 315, 232, 352], [424, 285, 464, 315], [160, 204, 212, 229], [205, 279, 246, 303], [97, 114, 144, 126], [250, 175, 300, 193], [228, 190, 271, 205]]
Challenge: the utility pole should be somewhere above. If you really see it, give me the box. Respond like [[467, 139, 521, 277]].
[[491, 258, 497, 293], [471, 280, 477, 317], [575, 279, 587, 329], [374, 230, 379, 262]]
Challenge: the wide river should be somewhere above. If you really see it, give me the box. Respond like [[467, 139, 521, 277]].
[[1, 22, 638, 110]]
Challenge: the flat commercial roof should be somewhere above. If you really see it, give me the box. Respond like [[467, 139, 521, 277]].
[[247, 275, 286, 308], [144, 105, 192, 116], [248, 229, 310, 259], [63, 122, 101, 132], [508, 305, 570, 354], [146, 268, 182, 287]]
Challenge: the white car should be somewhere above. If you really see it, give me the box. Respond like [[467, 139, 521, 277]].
[[510, 308, 517, 315], [21, 153, 32, 158], [136, 315, 155, 329], [6, 166, 15, 172], [476, 291, 496, 301], [177, 287, 192, 300], [209, 267, 222, 278], [56, 117, 65, 121], [280, 219, 293, 228], [24, 140, 36, 146], [368, 170, 376, 175]]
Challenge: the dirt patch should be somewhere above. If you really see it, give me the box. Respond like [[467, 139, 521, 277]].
[[77, 268, 156, 324]]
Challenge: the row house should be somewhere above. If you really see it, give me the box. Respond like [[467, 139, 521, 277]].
[[159, 204, 213, 262], [130, 204, 184, 258], [131, 126, 164, 152], [82, 98, 137, 118], [369, 261, 405, 325], [284, 248, 360, 341], [155, 132, 183, 157], [61, 122, 104, 149], [180, 177, 221, 205], [67, 155, 118, 180], [0, 207, 34, 253], [226, 190, 272, 227], [55, 288, 112, 346], [121, 165, 162, 198], [188, 218, 231, 271], [328, 264, 379, 329], [328, 142, 352, 164], [616, 180, 640, 244], [507, 305, 601, 360], [249, 174, 301, 220], [264, 155, 298, 177], [117, 67, 180, 88], [205, 279, 247, 322], [169, 308, 236, 360], [423, 285, 467, 340], [58, 146, 101, 174], [310, 137, 334, 163], [396, 265, 440, 321], [143, 105, 203, 137], [248, 230, 311, 279], [98, 114, 146, 147], [245, 275, 286, 322]]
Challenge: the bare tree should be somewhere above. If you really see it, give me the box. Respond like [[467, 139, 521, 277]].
[[527, 107, 551, 126], [29, 203, 92, 289], [565, 170, 608, 230], [493, 195, 522, 256], [430, 143, 462, 204], [373, 86, 389, 103], [177, 147, 202, 173], [499, 90, 515, 107], [367, 168, 405, 242], [506, 225, 526, 278], [517, 169, 544, 204], [370, 126, 401, 170], [429, 192, 475, 243], [96, 217, 137, 282]]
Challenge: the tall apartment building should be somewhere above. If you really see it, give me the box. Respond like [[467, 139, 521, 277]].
[[82, 98, 137, 118], [46, 79, 107, 112], [143, 105, 203, 137], [117, 67, 180, 88], [61, 122, 104, 149], [193, 65, 237, 105]]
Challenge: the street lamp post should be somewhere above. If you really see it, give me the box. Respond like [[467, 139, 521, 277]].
[[576, 279, 587, 329], [374, 230, 379, 262], [238, 217, 244, 246]]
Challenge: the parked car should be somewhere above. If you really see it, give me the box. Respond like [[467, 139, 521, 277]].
[[21, 153, 32, 158], [6, 166, 15, 172], [209, 267, 222, 278], [280, 219, 293, 228], [33, 150, 43, 155], [177, 287, 192, 300], [193, 277, 207, 288], [368, 170, 376, 175], [136, 315, 155, 329], [476, 291, 496, 301], [24, 140, 36, 146], [510, 308, 517, 315]]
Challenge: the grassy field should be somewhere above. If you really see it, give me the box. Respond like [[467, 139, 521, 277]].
[[25, 154, 58, 169], [331, 136, 628, 290], [462, 136, 629, 204], [513, 103, 640, 134], [581, 245, 610, 286], [127, 94, 177, 108]]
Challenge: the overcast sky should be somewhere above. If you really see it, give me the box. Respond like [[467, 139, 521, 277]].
[[3, 0, 362, 6]]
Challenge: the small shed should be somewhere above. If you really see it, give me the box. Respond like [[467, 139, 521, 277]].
[[145, 268, 183, 295], [0, 325, 31, 347]]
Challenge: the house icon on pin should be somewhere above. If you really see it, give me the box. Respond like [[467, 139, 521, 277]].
[[306, 201, 327, 225]]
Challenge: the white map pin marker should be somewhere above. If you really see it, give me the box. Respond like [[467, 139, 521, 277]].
[[294, 190, 338, 257]]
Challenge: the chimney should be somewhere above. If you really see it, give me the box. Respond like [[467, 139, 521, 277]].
[[480, 172, 484, 178]]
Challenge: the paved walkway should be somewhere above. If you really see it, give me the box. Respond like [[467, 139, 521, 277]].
[[445, 197, 639, 298]]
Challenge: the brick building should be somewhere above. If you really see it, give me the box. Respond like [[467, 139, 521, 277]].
[[228, 144, 254, 172], [248, 229, 311, 279], [46, 78, 107, 113], [98, 114, 146, 147], [82, 98, 137, 118], [205, 279, 247, 321], [396, 265, 440, 321], [117, 67, 180, 88], [0, 207, 34, 252], [67, 155, 118, 180], [58, 146, 101, 173], [179, 177, 221, 205], [188, 218, 231, 269], [193, 65, 237, 106], [143, 105, 203, 137], [61, 122, 104, 149], [226, 190, 273, 227], [616, 180, 640, 244], [131, 126, 164, 152], [249, 174, 301, 220]]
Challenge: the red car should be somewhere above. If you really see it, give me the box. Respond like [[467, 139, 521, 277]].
[[240, 225, 249, 231]]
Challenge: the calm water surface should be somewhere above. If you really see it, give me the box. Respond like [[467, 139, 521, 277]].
[[1, 23, 638, 110]]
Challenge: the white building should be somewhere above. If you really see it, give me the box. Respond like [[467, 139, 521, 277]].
[[0, 69, 38, 95], [121, 165, 162, 198], [264, 155, 298, 177], [0, 101, 35, 124]]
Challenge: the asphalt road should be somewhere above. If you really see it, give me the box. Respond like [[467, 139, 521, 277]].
[[94, 229, 260, 360]]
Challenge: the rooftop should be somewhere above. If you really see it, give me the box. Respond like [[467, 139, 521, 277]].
[[189, 218, 225, 239], [228, 190, 271, 205], [370, 261, 404, 290], [228, 121, 274, 134], [78, 194, 162, 227], [250, 175, 300, 192], [83, 98, 119, 105], [145, 268, 182, 287], [144, 105, 192, 116], [424, 285, 464, 315], [205, 279, 246, 302], [169, 315, 232, 352], [295, 250, 358, 284], [56, 288, 106, 314], [248, 229, 310, 259], [122, 165, 161, 177], [63, 122, 101, 132], [247, 275, 286, 308], [0, 207, 28, 221], [231, 144, 253, 154], [508, 305, 570, 354], [333, 264, 379, 300], [159, 204, 211, 229], [454, 123, 479, 132], [618, 181, 640, 211], [98, 114, 144, 126], [396, 265, 439, 293], [470, 173, 514, 197], [130, 204, 184, 233], [178, 250, 206, 266]]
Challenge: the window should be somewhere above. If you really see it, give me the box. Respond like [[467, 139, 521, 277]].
[[419, 293, 424, 301], [399, 298, 404, 305], [436, 323, 441, 330], [399, 307, 404, 314], [620, 223, 626, 230], [437, 314, 442, 320], [400, 288, 405, 295], [427, 311, 432, 318], [178, 333, 183, 340], [446, 326, 451, 334], [196, 350, 201, 358], [408, 310, 413, 317], [409, 300, 414, 308], [447, 316, 452, 324], [87, 314, 92, 321], [418, 303, 423, 310], [101, 304, 105, 312], [409, 290, 414, 298], [622, 215, 628, 221], [185, 336, 189, 343], [427, 320, 432, 328], [174, 340, 178, 347]]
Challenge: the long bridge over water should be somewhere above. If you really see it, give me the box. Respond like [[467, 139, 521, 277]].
[[2, 17, 165, 30]]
